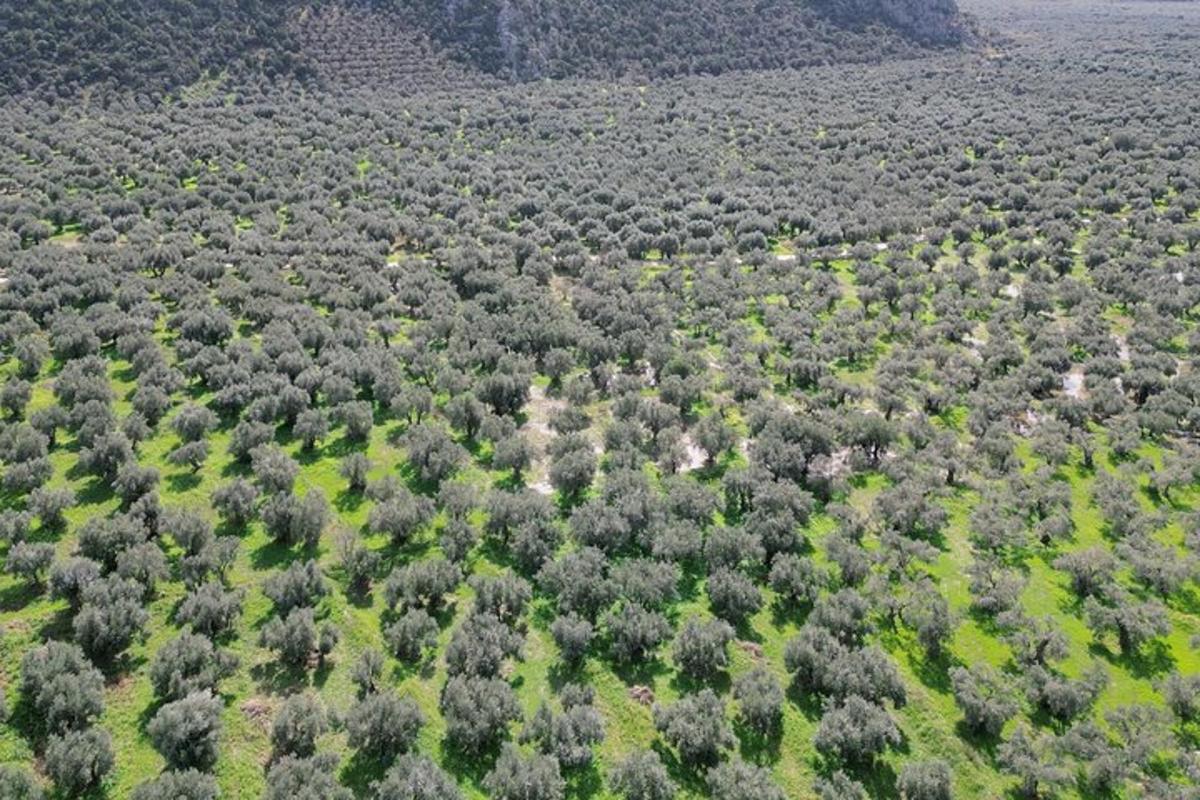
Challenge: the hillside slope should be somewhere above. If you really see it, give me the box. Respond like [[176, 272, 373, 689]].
[[0, 0, 970, 98], [0, 0, 306, 98], [406, 0, 971, 80]]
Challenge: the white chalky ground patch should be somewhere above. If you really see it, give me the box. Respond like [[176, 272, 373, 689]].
[[1063, 368, 1086, 398], [1115, 335, 1130, 364], [680, 432, 707, 472]]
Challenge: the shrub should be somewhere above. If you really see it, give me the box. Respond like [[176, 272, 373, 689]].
[[519, 686, 604, 768], [346, 691, 424, 761], [444, 612, 523, 678], [484, 744, 565, 800], [130, 770, 219, 800], [259, 607, 318, 667], [150, 632, 237, 702], [652, 689, 733, 764], [609, 750, 677, 800], [605, 603, 671, 664], [672, 616, 734, 681], [949, 664, 1017, 738], [271, 693, 327, 759], [733, 667, 784, 737], [384, 609, 439, 663], [897, 760, 953, 800], [440, 675, 520, 754], [813, 695, 900, 766], [73, 576, 150, 661], [374, 754, 462, 800], [177, 583, 243, 638], [706, 567, 762, 624], [5, 541, 54, 586], [262, 560, 327, 613], [550, 613, 594, 665], [707, 759, 786, 800], [147, 691, 223, 771], [264, 755, 352, 800], [44, 727, 114, 795]]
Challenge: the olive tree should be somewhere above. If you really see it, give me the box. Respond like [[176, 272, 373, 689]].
[[147, 690, 223, 771], [346, 691, 424, 762], [439, 675, 521, 754], [609, 750, 677, 800], [130, 771, 218, 800], [44, 727, 114, 796], [271, 693, 328, 759], [652, 689, 734, 764]]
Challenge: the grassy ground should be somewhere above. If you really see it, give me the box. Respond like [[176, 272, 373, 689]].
[[1, 229, 1196, 800]]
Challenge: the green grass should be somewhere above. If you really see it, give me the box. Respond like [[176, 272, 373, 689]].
[[2, 221, 1198, 800]]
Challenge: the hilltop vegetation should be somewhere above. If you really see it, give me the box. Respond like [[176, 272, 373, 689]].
[[1, 0, 1199, 799], [0, 0, 971, 99], [405, 0, 970, 80], [0, 0, 306, 98]]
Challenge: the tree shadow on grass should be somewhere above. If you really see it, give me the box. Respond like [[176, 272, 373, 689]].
[[343, 583, 375, 610], [735, 717, 782, 765], [733, 618, 764, 645], [37, 606, 75, 641], [215, 519, 251, 540], [398, 462, 441, 498], [675, 565, 705, 604], [334, 489, 365, 513], [652, 741, 710, 797], [379, 536, 437, 575], [547, 661, 590, 692], [785, 680, 824, 723], [73, 477, 114, 507], [954, 719, 1000, 760], [340, 750, 389, 797], [137, 696, 167, 734], [385, 422, 408, 448], [295, 446, 324, 467], [1174, 720, 1200, 750], [0, 581, 42, 611], [527, 598, 558, 631], [564, 760, 604, 800], [460, 436, 487, 463], [965, 606, 1008, 638], [389, 657, 437, 684], [690, 458, 731, 485], [185, 381, 212, 402], [1167, 585, 1200, 616], [554, 490, 589, 518], [769, 599, 811, 629], [99, 650, 147, 682], [842, 758, 901, 800], [52, 781, 108, 800], [669, 669, 731, 698], [7, 693, 47, 744], [1089, 639, 1175, 679], [166, 470, 202, 493], [476, 536, 518, 573], [491, 472, 524, 493], [438, 739, 499, 793], [609, 657, 671, 689], [250, 539, 303, 571], [220, 459, 253, 479], [909, 649, 959, 693], [251, 660, 319, 696], [326, 435, 369, 459]]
